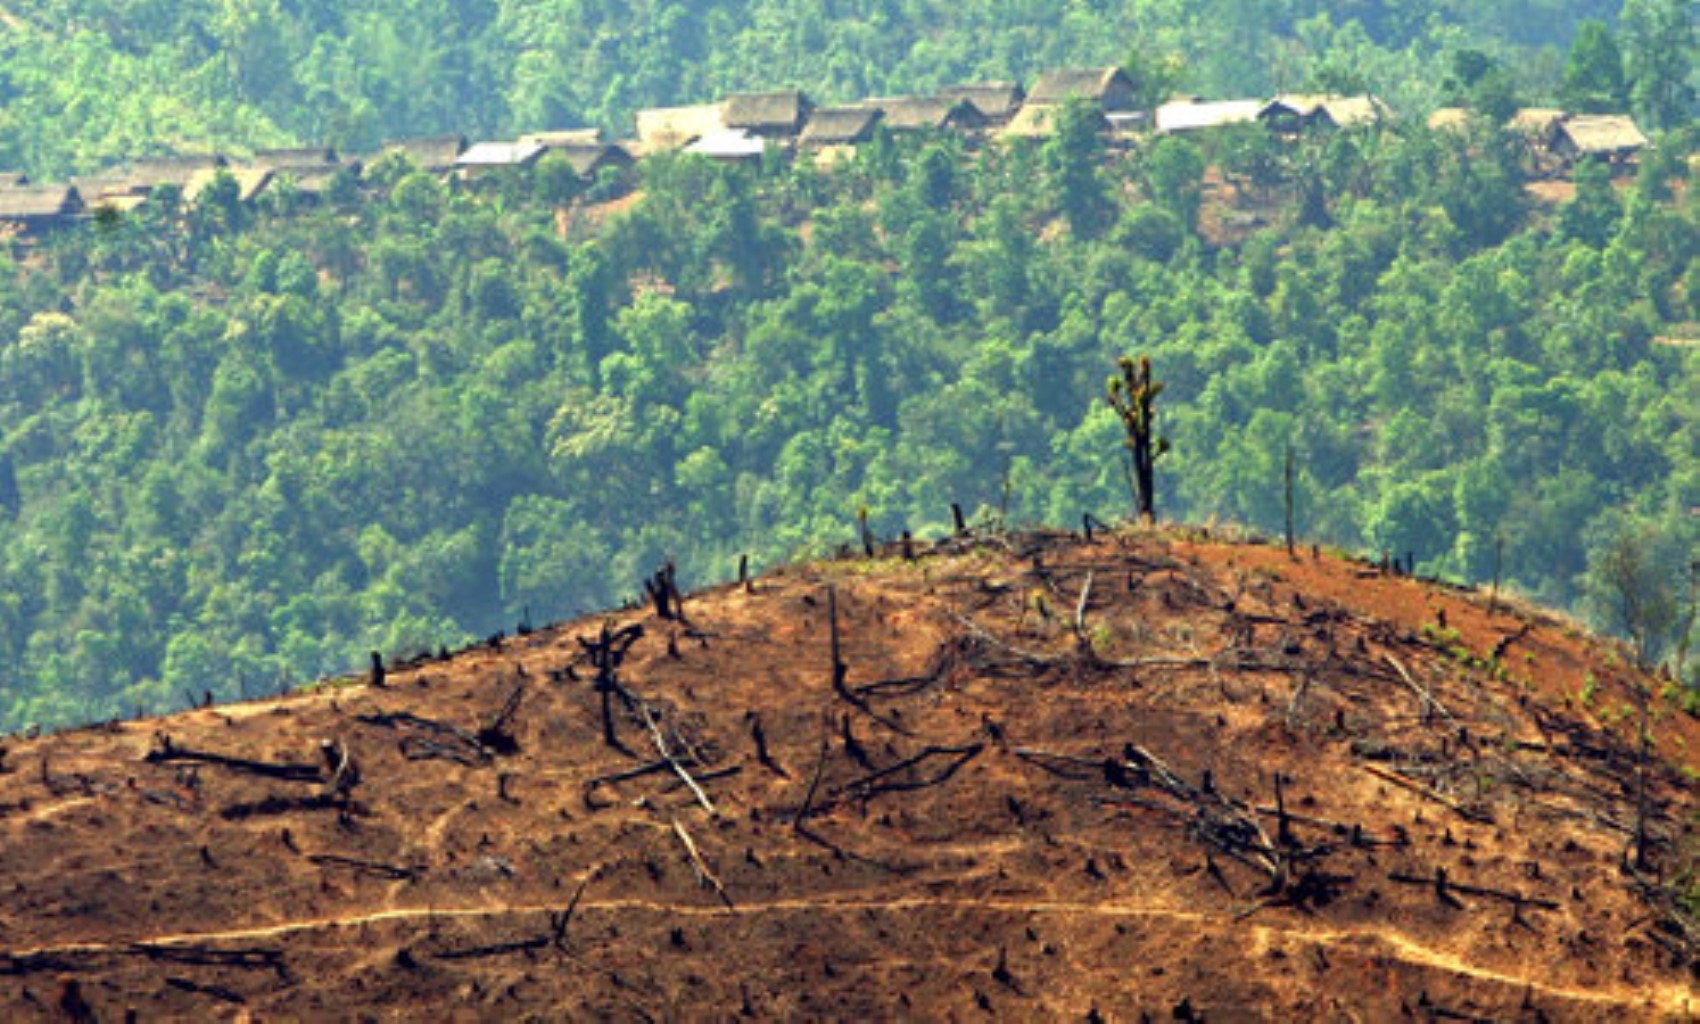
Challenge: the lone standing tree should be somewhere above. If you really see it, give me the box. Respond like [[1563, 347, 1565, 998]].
[[1107, 355, 1169, 524]]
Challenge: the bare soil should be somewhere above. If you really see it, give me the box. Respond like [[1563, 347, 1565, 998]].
[[1, 528, 1695, 1021]]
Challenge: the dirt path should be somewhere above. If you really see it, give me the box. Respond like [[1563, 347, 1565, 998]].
[[9, 895, 1690, 1014]]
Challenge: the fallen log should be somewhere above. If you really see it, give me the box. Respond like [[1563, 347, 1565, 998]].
[[127, 944, 288, 977], [641, 705, 716, 816], [1359, 763, 1493, 825], [672, 818, 735, 911], [165, 977, 247, 1005], [1389, 869, 1558, 910], [306, 853, 421, 881], [144, 734, 321, 783]]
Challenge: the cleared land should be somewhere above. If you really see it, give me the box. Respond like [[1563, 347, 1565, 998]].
[[0, 528, 1695, 1020]]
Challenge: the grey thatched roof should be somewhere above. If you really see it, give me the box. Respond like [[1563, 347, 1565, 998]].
[[998, 104, 1110, 139], [252, 147, 338, 170], [127, 154, 229, 189], [1027, 67, 1134, 108], [382, 135, 468, 172], [724, 90, 811, 134], [1259, 94, 1387, 129], [540, 142, 633, 177], [229, 167, 278, 202], [1555, 114, 1647, 155], [1426, 107, 1473, 133], [1509, 108, 1566, 137], [940, 82, 1025, 120], [521, 128, 606, 147], [273, 162, 360, 196], [0, 185, 83, 219], [800, 106, 882, 145], [865, 95, 986, 132]]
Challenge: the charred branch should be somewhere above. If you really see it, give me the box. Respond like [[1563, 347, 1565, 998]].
[[219, 794, 359, 820], [838, 743, 985, 803], [164, 977, 247, 1004], [475, 681, 526, 756], [145, 734, 322, 783], [748, 712, 787, 778], [1359, 763, 1493, 825], [306, 853, 421, 881], [357, 711, 492, 766]]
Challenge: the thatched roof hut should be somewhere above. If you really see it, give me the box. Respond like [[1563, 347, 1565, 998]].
[[1258, 94, 1388, 132], [127, 154, 229, 190], [635, 104, 726, 152], [252, 147, 339, 171], [800, 106, 882, 147], [183, 166, 276, 204], [723, 90, 812, 136], [537, 142, 634, 179], [940, 82, 1026, 124], [1027, 67, 1137, 111], [519, 129, 606, 147], [864, 96, 987, 133], [1426, 107, 1474, 133], [1551, 114, 1648, 162], [1508, 108, 1567, 142], [381, 135, 468, 173], [998, 104, 1110, 140], [0, 185, 83, 235]]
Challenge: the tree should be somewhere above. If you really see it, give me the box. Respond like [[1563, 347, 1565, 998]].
[[1562, 21, 1628, 113], [1044, 99, 1112, 239], [1142, 135, 1206, 232], [1585, 519, 1685, 669], [1620, 0, 1697, 131], [1559, 158, 1624, 248], [1106, 355, 1169, 524], [1120, 46, 1186, 112], [1450, 49, 1520, 125]]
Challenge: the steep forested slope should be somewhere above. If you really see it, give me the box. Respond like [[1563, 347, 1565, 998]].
[[0, 115, 1693, 728], [0, 0, 1693, 177]]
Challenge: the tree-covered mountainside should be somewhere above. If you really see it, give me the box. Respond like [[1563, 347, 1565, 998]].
[[0, 106, 1694, 729], [0, 0, 1693, 177]]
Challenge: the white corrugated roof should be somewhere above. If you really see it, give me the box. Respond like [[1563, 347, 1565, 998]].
[[684, 130, 769, 158], [1155, 100, 1262, 134], [455, 142, 546, 167]]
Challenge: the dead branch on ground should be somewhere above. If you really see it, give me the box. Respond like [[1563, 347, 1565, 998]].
[[144, 734, 321, 783], [672, 818, 735, 911]]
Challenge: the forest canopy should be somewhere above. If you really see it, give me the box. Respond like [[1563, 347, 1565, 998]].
[[0, 0, 1693, 729]]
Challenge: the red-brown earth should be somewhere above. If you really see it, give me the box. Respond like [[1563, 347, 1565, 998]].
[[1, 527, 1696, 1021]]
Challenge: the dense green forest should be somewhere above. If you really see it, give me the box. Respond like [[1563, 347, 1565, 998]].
[[0, 0, 1693, 178], [0, 104, 1695, 729]]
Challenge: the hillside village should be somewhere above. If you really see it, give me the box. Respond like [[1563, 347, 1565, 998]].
[[0, 65, 1657, 240]]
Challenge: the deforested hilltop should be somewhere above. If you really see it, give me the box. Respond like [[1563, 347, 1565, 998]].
[[0, 528, 1694, 1018]]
